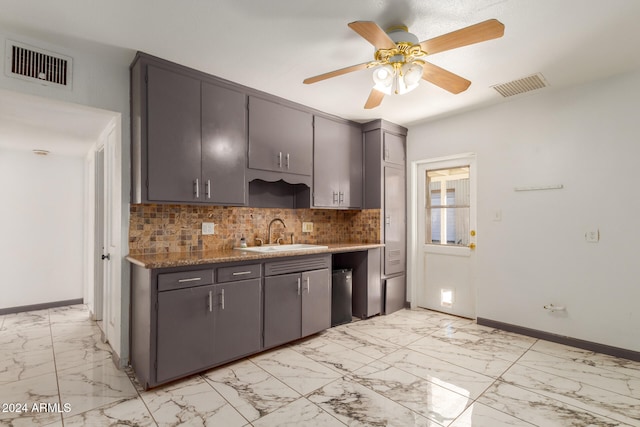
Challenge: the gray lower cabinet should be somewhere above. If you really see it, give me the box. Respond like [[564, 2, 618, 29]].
[[264, 273, 302, 348], [301, 269, 331, 336], [313, 116, 363, 209], [155, 276, 262, 384], [131, 255, 333, 390], [263, 255, 331, 349], [211, 279, 262, 365], [156, 284, 215, 383]]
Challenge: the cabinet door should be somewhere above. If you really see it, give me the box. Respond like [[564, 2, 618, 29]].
[[201, 82, 247, 205], [211, 279, 262, 365], [248, 97, 312, 175], [301, 269, 331, 337], [384, 166, 406, 275], [344, 123, 363, 208], [383, 132, 405, 165], [156, 284, 214, 382], [264, 273, 301, 348], [313, 117, 344, 207], [147, 65, 202, 202]]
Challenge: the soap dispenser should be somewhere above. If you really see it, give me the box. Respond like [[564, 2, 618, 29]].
[[239, 235, 247, 248]]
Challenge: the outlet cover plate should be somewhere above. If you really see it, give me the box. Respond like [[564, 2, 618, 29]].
[[302, 222, 313, 233], [202, 222, 215, 235]]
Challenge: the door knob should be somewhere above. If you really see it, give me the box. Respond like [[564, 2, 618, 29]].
[[101, 254, 111, 260], [468, 243, 476, 250], [470, 230, 476, 236]]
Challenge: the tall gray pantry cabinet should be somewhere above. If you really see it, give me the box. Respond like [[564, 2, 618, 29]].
[[363, 120, 407, 314], [131, 53, 247, 205]]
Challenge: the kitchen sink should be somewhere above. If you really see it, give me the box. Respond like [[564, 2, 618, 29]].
[[234, 244, 329, 253]]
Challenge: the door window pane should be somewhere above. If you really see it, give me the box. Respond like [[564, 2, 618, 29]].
[[426, 166, 470, 246]]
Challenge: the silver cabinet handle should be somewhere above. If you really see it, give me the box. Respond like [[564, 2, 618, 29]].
[[194, 178, 200, 198], [386, 216, 391, 225], [232, 271, 252, 276], [306, 277, 310, 294], [206, 179, 211, 199], [297, 278, 301, 296], [221, 289, 225, 310], [286, 153, 290, 169], [339, 192, 344, 204], [333, 191, 338, 204], [278, 152, 282, 168], [178, 277, 201, 283], [208, 290, 212, 312]]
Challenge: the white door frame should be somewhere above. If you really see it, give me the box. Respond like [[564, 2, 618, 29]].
[[83, 116, 123, 360], [408, 153, 477, 312]]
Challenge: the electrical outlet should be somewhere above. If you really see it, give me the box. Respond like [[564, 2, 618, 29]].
[[585, 229, 599, 243], [302, 222, 313, 233], [202, 222, 215, 235]]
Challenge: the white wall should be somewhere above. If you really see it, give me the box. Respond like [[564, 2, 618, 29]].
[[407, 69, 640, 352], [0, 24, 133, 363], [0, 149, 84, 309]]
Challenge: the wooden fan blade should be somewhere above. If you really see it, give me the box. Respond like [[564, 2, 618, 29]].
[[420, 19, 504, 55], [421, 62, 471, 94], [364, 89, 385, 109], [348, 21, 396, 50], [303, 62, 370, 84]]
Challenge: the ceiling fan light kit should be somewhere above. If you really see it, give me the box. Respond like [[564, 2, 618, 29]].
[[303, 19, 505, 109]]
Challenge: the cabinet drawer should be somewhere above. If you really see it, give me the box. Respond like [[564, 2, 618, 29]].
[[217, 264, 261, 283], [158, 269, 214, 292]]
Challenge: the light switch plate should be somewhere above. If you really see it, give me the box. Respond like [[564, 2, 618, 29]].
[[302, 222, 313, 233], [202, 222, 215, 235]]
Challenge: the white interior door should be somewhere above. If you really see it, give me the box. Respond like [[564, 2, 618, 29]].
[[416, 154, 477, 318], [102, 122, 122, 351], [94, 147, 104, 321]]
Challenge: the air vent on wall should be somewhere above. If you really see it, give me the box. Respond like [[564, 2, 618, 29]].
[[5, 40, 72, 89], [491, 73, 548, 98]]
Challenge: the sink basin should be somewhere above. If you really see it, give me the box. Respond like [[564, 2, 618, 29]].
[[234, 244, 329, 253]]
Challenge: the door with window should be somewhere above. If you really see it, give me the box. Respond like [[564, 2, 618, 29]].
[[416, 154, 477, 318]]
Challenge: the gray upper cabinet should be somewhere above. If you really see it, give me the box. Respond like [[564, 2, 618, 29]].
[[201, 82, 247, 205], [313, 116, 363, 209], [248, 96, 313, 176], [131, 53, 247, 205], [383, 132, 406, 165], [147, 65, 202, 203]]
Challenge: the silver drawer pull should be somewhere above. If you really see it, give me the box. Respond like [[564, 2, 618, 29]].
[[297, 278, 301, 296], [306, 277, 310, 294], [178, 277, 201, 283], [221, 289, 225, 310], [232, 271, 252, 276], [208, 291, 212, 312]]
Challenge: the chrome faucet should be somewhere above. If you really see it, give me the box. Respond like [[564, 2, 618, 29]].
[[267, 218, 287, 244]]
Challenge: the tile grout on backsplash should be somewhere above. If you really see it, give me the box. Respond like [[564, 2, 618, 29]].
[[128, 204, 381, 255]]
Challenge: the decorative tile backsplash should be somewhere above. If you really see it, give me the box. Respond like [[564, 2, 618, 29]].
[[129, 204, 381, 255]]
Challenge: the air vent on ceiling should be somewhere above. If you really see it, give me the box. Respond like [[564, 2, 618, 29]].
[[491, 73, 548, 98], [5, 40, 72, 89]]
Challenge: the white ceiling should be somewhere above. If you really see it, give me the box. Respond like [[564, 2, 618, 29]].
[[1, 0, 640, 140]]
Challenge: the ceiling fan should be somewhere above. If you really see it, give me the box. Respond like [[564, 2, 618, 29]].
[[303, 19, 505, 109]]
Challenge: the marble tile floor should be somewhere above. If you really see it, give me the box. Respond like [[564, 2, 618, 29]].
[[1, 305, 639, 426]]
